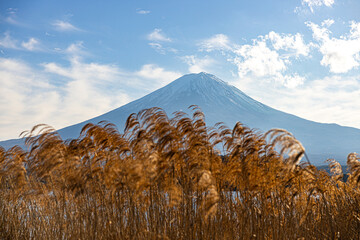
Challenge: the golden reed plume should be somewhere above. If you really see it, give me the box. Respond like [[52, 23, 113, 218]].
[[0, 106, 359, 239]]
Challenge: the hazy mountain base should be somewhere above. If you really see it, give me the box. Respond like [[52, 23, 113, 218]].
[[1, 107, 360, 239], [1, 72, 360, 165]]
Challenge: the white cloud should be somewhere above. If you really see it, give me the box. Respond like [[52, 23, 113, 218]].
[[307, 20, 360, 73], [43, 58, 129, 119], [235, 74, 360, 129], [21, 38, 41, 51], [0, 58, 60, 139], [0, 51, 182, 140], [149, 42, 164, 54], [321, 19, 334, 27], [183, 55, 216, 73], [0, 56, 129, 140], [147, 28, 171, 42], [199, 34, 232, 52], [198, 32, 310, 88], [199, 32, 309, 58], [148, 42, 177, 55], [5, 8, 21, 26], [136, 9, 150, 14], [0, 32, 18, 49], [233, 40, 286, 78], [0, 33, 43, 52], [65, 41, 88, 56], [5, 16, 18, 25], [43, 58, 121, 84], [136, 64, 182, 85], [350, 21, 360, 39], [301, 0, 334, 13], [6, 8, 17, 15], [266, 31, 310, 57], [147, 29, 176, 54], [278, 73, 306, 88], [52, 20, 81, 32]]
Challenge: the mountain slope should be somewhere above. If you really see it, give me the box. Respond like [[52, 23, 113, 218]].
[[1, 72, 359, 164]]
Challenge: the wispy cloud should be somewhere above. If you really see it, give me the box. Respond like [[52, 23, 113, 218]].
[[136, 64, 182, 86], [147, 28, 172, 42], [6, 8, 17, 15], [199, 34, 232, 52], [65, 41, 88, 56], [306, 20, 360, 73], [302, 0, 334, 13], [4, 8, 21, 25], [147, 29, 175, 55], [183, 55, 216, 73], [295, 0, 335, 13], [234, 74, 360, 129], [0, 32, 43, 52], [148, 42, 177, 55], [0, 56, 129, 140], [47, 41, 89, 59], [0, 32, 18, 49], [0, 58, 60, 139], [21, 38, 41, 51], [0, 51, 182, 140], [52, 20, 81, 32], [136, 9, 150, 15]]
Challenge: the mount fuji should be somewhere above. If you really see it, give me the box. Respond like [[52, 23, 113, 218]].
[[1, 72, 360, 165]]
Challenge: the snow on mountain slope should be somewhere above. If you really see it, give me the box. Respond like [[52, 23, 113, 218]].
[[1, 72, 359, 165]]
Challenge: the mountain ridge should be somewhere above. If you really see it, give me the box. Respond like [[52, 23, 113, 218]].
[[1, 72, 359, 165]]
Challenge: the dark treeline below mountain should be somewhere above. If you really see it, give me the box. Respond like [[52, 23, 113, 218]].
[[1, 107, 360, 239]]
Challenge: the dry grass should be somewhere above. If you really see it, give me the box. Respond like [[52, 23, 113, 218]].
[[1, 106, 360, 239]]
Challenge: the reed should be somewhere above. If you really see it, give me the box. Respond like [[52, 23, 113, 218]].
[[1, 106, 359, 239]]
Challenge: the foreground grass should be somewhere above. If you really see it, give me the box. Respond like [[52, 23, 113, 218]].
[[1, 107, 360, 239]]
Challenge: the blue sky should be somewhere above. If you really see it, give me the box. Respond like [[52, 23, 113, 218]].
[[0, 0, 360, 140]]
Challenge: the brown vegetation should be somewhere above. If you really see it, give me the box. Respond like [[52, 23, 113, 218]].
[[1, 106, 360, 239]]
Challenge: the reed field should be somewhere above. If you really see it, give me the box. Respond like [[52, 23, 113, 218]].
[[1, 106, 360, 239]]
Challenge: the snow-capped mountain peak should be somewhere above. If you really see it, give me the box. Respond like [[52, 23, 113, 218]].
[[1, 72, 359, 165]]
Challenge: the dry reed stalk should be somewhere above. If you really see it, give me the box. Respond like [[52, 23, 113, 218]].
[[265, 129, 305, 169], [1, 106, 360, 239]]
